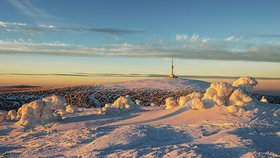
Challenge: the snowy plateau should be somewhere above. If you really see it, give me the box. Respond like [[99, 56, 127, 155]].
[[0, 77, 279, 158]]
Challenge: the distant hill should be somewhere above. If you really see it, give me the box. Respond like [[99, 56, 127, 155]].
[[0, 85, 41, 89], [103, 78, 210, 90]]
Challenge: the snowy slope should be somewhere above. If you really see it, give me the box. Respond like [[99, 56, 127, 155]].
[[1, 102, 279, 157], [103, 77, 210, 90]]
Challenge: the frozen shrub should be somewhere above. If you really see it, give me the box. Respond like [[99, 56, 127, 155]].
[[260, 96, 268, 103], [0, 114, 4, 123], [112, 95, 137, 109], [0, 110, 7, 123], [66, 105, 78, 113], [232, 76, 258, 93], [8, 110, 17, 120], [17, 95, 66, 127], [165, 97, 178, 110], [190, 98, 206, 110], [178, 92, 203, 106], [229, 89, 252, 106], [150, 103, 158, 106], [204, 82, 235, 106], [42, 95, 67, 111], [99, 96, 138, 114], [135, 99, 142, 106], [227, 105, 239, 113]]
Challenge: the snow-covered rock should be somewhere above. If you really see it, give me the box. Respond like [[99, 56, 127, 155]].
[[203, 82, 235, 106], [165, 97, 178, 110], [66, 105, 78, 113], [229, 89, 252, 106], [17, 95, 66, 127], [232, 76, 258, 93], [8, 109, 17, 120], [178, 92, 203, 106], [260, 96, 268, 103]]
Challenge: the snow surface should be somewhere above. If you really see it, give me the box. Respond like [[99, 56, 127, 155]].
[[0, 77, 279, 157], [103, 78, 210, 90]]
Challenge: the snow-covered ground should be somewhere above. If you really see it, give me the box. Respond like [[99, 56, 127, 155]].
[[1, 103, 279, 157], [0, 77, 279, 157], [103, 78, 210, 90]]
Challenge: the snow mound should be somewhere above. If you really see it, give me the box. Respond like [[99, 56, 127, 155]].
[[232, 76, 258, 93], [66, 105, 78, 113], [17, 95, 66, 127], [103, 78, 210, 90], [178, 92, 203, 106], [203, 82, 235, 106], [99, 95, 138, 114], [165, 97, 178, 110]]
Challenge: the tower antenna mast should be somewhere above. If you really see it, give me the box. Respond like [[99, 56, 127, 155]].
[[166, 56, 178, 78]]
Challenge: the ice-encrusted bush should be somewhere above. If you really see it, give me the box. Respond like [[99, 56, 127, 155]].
[[135, 99, 142, 106], [229, 89, 252, 106], [99, 95, 138, 114], [150, 103, 158, 106], [66, 104, 78, 113], [232, 76, 258, 93], [17, 95, 66, 127], [178, 92, 203, 106], [8, 110, 17, 120], [227, 105, 239, 113], [203, 82, 235, 106], [260, 96, 268, 103], [165, 97, 178, 110], [0, 110, 7, 123], [190, 98, 206, 110]]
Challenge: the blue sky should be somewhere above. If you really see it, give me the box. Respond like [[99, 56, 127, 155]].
[[0, 0, 280, 83]]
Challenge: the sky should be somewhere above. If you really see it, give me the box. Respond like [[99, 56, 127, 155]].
[[0, 0, 280, 87]]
